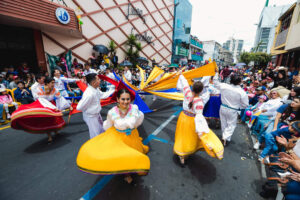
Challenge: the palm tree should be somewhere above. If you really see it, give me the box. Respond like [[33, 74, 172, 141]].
[[125, 34, 141, 67], [108, 40, 117, 56]]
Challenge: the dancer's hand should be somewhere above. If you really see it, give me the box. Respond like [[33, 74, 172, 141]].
[[276, 135, 288, 147], [287, 171, 300, 182]]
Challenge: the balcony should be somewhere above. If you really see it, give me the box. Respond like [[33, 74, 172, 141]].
[[274, 29, 289, 48], [191, 54, 203, 61], [191, 39, 203, 48]]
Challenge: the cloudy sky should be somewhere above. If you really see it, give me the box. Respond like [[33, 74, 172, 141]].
[[189, 0, 296, 51]]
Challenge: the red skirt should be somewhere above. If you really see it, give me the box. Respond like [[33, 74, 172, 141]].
[[11, 100, 65, 134]]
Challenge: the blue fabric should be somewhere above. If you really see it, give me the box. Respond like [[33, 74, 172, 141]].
[[203, 96, 221, 118], [277, 104, 289, 114], [133, 91, 152, 113], [14, 88, 32, 100], [116, 128, 133, 136], [0, 104, 3, 120], [260, 127, 291, 158], [286, 181, 300, 200]]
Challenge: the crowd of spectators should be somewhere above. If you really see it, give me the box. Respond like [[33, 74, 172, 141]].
[[220, 65, 300, 200]]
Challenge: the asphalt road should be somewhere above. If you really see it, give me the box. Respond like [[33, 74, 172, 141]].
[[0, 97, 264, 200]]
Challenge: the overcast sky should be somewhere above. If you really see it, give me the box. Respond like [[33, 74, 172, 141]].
[[189, 0, 296, 51]]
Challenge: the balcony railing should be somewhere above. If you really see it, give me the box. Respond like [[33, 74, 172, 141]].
[[275, 28, 289, 48]]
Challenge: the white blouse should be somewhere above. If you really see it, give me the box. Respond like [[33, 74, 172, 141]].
[[103, 104, 144, 131], [177, 75, 210, 136]]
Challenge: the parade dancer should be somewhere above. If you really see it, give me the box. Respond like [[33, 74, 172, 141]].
[[214, 71, 249, 146], [77, 89, 150, 184], [53, 69, 78, 97], [200, 76, 211, 106], [174, 72, 212, 164], [77, 73, 113, 139]]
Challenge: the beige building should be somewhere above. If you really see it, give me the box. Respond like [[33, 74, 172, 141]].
[[0, 0, 174, 72], [271, 0, 300, 68], [219, 48, 233, 67]]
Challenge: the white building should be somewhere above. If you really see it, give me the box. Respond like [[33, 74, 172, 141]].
[[222, 37, 244, 63], [253, 4, 290, 53], [203, 40, 222, 65]]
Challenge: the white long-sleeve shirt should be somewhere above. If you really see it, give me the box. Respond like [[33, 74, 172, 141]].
[[76, 85, 113, 117], [214, 74, 249, 110], [31, 82, 42, 100], [54, 76, 77, 91], [124, 70, 132, 82], [260, 98, 282, 117], [177, 75, 210, 135]]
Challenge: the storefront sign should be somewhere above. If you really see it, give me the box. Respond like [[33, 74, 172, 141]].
[[126, 3, 145, 23], [55, 8, 70, 25], [131, 28, 153, 45], [176, 46, 189, 56]]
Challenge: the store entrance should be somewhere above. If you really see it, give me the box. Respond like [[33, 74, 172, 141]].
[[0, 24, 39, 73]]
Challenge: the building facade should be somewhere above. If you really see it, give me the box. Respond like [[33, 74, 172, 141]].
[[189, 35, 203, 65], [222, 37, 244, 64], [0, 0, 175, 72], [203, 40, 222, 65], [253, 4, 290, 53], [171, 0, 192, 65], [219, 48, 233, 67], [271, 1, 300, 69]]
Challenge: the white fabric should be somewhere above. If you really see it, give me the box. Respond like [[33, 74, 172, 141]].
[[260, 98, 282, 117], [220, 106, 238, 141], [99, 65, 107, 72], [37, 87, 70, 111], [83, 113, 104, 139], [3, 102, 18, 112], [103, 104, 144, 131], [124, 70, 132, 83], [105, 72, 116, 90], [83, 69, 97, 76], [213, 74, 249, 110], [208, 83, 220, 95], [177, 75, 210, 135], [38, 98, 57, 110], [213, 74, 249, 141], [31, 82, 42, 100], [77, 85, 113, 117]]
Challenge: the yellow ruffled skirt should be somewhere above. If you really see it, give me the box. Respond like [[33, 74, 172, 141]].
[[173, 111, 224, 160], [76, 127, 150, 175]]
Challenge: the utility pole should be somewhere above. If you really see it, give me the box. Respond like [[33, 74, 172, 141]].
[[265, 0, 269, 7]]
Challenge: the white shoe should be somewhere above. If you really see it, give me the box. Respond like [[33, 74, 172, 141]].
[[6, 113, 11, 119], [277, 172, 292, 178], [258, 156, 263, 162], [253, 142, 260, 150]]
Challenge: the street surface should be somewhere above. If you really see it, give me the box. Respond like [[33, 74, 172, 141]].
[[0, 97, 264, 200]]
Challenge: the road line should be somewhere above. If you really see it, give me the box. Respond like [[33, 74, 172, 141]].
[[79, 108, 182, 200], [0, 125, 10, 131]]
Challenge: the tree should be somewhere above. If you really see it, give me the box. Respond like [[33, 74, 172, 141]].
[[108, 40, 117, 56], [239, 52, 271, 67], [125, 34, 142, 67]]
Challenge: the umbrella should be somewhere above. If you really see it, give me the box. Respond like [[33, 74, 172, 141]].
[[93, 45, 109, 54], [168, 63, 179, 68], [120, 60, 133, 67], [137, 57, 149, 63]]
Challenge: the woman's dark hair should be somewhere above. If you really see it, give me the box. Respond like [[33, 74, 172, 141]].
[[230, 75, 241, 85], [116, 89, 131, 99], [44, 77, 54, 85], [86, 73, 97, 85], [17, 81, 24, 85], [288, 87, 300, 100], [282, 97, 300, 122], [35, 74, 44, 82], [188, 81, 204, 109]]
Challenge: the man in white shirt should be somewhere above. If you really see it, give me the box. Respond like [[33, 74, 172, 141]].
[[31, 74, 45, 100], [53, 69, 78, 97], [214, 73, 249, 146], [77, 73, 114, 139], [83, 63, 97, 77], [99, 61, 107, 74], [123, 66, 132, 83]]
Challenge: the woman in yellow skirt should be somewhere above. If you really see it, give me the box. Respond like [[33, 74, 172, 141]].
[[76, 89, 150, 184], [174, 72, 224, 164]]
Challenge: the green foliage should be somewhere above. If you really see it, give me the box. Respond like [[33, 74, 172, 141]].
[[125, 34, 141, 67], [239, 52, 271, 67], [108, 40, 117, 55]]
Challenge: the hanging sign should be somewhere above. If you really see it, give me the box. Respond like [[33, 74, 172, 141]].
[[56, 7, 70, 25]]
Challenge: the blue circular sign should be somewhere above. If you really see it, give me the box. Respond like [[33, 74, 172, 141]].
[[55, 8, 70, 25]]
